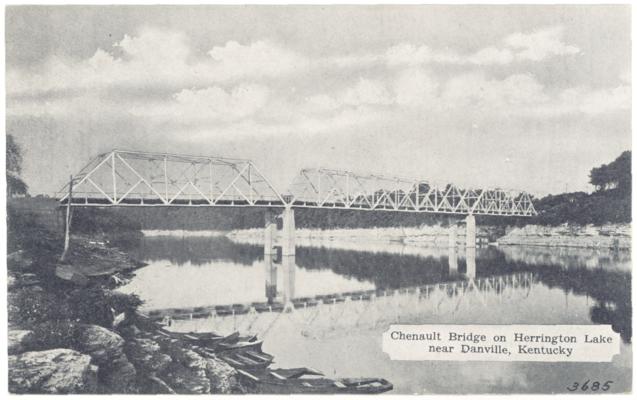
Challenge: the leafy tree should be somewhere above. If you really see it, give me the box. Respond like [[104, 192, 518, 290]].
[[6, 134, 28, 196], [589, 151, 631, 192]]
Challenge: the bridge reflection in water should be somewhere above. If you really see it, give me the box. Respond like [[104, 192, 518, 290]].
[[124, 235, 631, 393], [158, 246, 535, 339]]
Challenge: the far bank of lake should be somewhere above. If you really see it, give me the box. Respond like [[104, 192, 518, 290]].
[[219, 223, 631, 250]]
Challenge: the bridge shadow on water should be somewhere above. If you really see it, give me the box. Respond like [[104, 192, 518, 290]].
[[127, 236, 631, 343]]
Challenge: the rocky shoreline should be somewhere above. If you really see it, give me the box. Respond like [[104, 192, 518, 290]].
[[7, 210, 243, 394], [498, 223, 631, 249], [227, 223, 630, 250], [8, 209, 394, 395]]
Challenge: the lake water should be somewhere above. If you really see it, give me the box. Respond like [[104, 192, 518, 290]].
[[120, 235, 632, 394]]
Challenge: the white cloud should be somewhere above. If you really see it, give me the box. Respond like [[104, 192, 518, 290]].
[[6, 24, 625, 147], [505, 26, 580, 61], [385, 44, 434, 66], [207, 40, 308, 79], [336, 25, 579, 69], [7, 25, 583, 98], [305, 77, 392, 112], [549, 85, 630, 115], [467, 47, 515, 65], [7, 28, 307, 95], [342, 78, 394, 106], [130, 83, 270, 123], [394, 69, 439, 106], [442, 73, 549, 109]]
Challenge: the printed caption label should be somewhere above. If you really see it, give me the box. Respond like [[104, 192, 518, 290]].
[[383, 325, 620, 362]]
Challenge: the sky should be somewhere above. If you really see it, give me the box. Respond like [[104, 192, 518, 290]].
[[5, 5, 631, 196]]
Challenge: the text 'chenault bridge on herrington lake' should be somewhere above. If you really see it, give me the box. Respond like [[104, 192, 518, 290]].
[[56, 149, 537, 254]]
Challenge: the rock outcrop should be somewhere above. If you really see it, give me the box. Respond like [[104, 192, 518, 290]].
[[205, 354, 241, 393], [124, 337, 173, 374], [75, 324, 137, 393], [498, 223, 630, 249], [8, 348, 98, 394], [8, 329, 35, 355]]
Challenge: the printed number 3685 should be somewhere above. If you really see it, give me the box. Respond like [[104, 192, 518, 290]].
[[567, 380, 613, 392]]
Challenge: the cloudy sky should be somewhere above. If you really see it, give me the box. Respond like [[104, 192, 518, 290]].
[[6, 5, 631, 196]]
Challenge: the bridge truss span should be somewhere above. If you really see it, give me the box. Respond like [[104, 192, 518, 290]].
[[57, 149, 537, 217], [288, 168, 537, 216], [56, 150, 286, 207]]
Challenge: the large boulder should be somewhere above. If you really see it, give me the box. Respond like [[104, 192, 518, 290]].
[[9, 348, 98, 394], [161, 361, 211, 394], [73, 325, 139, 393], [205, 355, 242, 394], [159, 347, 210, 394], [99, 356, 137, 394], [75, 324, 125, 365], [8, 329, 35, 355], [125, 338, 172, 373]]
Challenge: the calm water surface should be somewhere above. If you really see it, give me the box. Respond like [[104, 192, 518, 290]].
[[120, 236, 632, 394]]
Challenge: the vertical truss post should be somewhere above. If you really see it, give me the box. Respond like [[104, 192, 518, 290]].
[[164, 155, 168, 201], [345, 172, 350, 205], [416, 182, 420, 211], [111, 152, 117, 203], [208, 160, 213, 201], [317, 172, 321, 205], [248, 164, 253, 204]]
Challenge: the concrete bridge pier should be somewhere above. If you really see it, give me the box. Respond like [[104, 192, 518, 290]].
[[264, 206, 296, 257], [280, 206, 296, 256], [465, 214, 476, 248], [448, 246, 458, 277], [264, 253, 278, 304], [448, 224, 457, 248], [264, 209, 277, 256], [282, 254, 296, 311], [466, 245, 476, 279]]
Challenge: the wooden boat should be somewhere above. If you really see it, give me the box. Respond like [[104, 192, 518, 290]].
[[237, 368, 393, 394], [215, 338, 263, 352], [215, 348, 274, 370]]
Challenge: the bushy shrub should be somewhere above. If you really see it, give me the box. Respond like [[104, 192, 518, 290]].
[[67, 287, 116, 328], [29, 319, 81, 350], [9, 288, 69, 325], [108, 291, 143, 314]]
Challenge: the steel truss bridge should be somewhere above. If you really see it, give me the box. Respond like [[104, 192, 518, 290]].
[[57, 149, 537, 217]]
